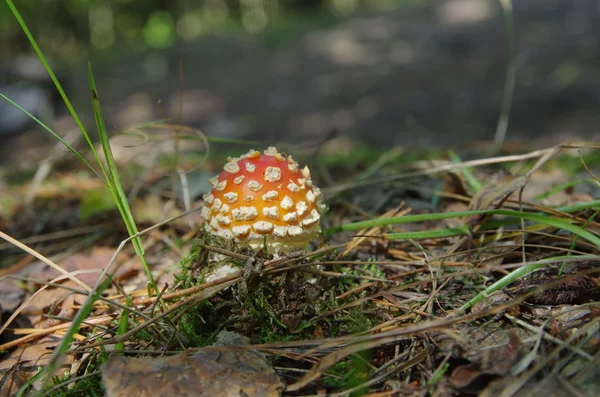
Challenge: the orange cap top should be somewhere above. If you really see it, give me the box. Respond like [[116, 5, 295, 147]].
[[201, 147, 325, 251]]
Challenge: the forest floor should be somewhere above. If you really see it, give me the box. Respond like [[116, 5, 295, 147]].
[[1, 135, 599, 396], [1, 1, 600, 396]]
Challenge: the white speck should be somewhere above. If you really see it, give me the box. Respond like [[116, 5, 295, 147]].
[[215, 180, 227, 191], [247, 180, 263, 192], [288, 162, 298, 172], [301, 166, 311, 179], [296, 201, 308, 216], [223, 192, 239, 203], [263, 206, 279, 220], [245, 162, 256, 172], [273, 226, 287, 237], [220, 204, 230, 214], [297, 178, 307, 187], [288, 226, 304, 236], [264, 166, 281, 182], [306, 190, 316, 203], [262, 190, 278, 201], [313, 186, 322, 197], [209, 177, 219, 187], [210, 218, 219, 229], [215, 214, 231, 225], [287, 181, 301, 192], [247, 231, 262, 240], [264, 146, 278, 156], [283, 212, 298, 222], [234, 175, 245, 184], [232, 225, 251, 237], [302, 209, 320, 226], [205, 263, 238, 283], [244, 195, 254, 202], [211, 198, 223, 212], [232, 206, 258, 221], [274, 153, 285, 161], [247, 150, 260, 159], [223, 161, 240, 174], [253, 221, 274, 232], [280, 196, 294, 209], [215, 229, 234, 240], [202, 193, 214, 204], [201, 206, 212, 220]]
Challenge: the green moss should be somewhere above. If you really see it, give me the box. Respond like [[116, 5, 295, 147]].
[[43, 373, 104, 397], [40, 357, 106, 397], [337, 306, 373, 335], [177, 301, 219, 347], [173, 241, 205, 289], [324, 352, 371, 395]]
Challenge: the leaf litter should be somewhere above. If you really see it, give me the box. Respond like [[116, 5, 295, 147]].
[[0, 141, 599, 396]]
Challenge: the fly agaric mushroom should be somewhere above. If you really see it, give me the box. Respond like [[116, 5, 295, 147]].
[[200, 147, 325, 252]]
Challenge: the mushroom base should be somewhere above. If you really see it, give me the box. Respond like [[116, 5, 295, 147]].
[[236, 226, 321, 254]]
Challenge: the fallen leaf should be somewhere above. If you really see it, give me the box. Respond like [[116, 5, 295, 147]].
[[450, 330, 521, 391], [0, 334, 72, 395], [512, 274, 600, 305], [102, 331, 284, 397]]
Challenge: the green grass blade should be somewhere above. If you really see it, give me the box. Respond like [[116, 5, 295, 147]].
[[534, 178, 597, 201], [456, 254, 596, 312], [5, 0, 107, 179], [386, 226, 470, 240], [88, 65, 139, 247], [44, 278, 111, 384], [448, 149, 482, 191], [558, 209, 600, 275], [115, 296, 131, 352], [326, 211, 474, 234], [0, 93, 105, 183], [87, 64, 160, 293], [327, 209, 600, 248], [556, 198, 600, 213], [16, 367, 44, 397], [493, 0, 516, 149]]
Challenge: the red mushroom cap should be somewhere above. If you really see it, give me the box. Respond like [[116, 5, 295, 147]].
[[200, 147, 325, 252]]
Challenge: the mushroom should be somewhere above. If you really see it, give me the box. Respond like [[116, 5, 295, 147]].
[[201, 147, 325, 252]]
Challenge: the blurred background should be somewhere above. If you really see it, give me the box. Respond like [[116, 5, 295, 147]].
[[1, 0, 600, 164]]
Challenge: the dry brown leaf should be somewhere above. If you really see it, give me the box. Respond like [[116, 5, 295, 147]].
[[102, 331, 284, 397], [450, 330, 521, 391], [470, 173, 529, 211], [0, 334, 72, 395]]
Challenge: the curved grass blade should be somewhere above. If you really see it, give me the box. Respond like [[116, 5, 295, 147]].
[[16, 366, 44, 397], [0, 93, 105, 183], [448, 149, 482, 191], [115, 296, 132, 352], [327, 209, 600, 248], [5, 0, 108, 181], [386, 226, 470, 240], [43, 278, 111, 385], [456, 254, 597, 312], [534, 178, 597, 201], [556, 198, 600, 213], [88, 63, 160, 294]]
